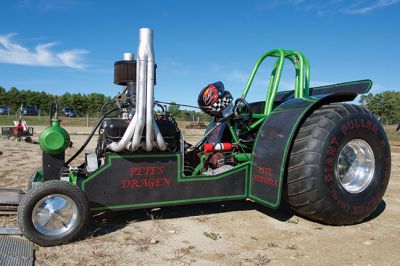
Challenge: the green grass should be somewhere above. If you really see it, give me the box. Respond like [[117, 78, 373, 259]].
[[2, 115, 398, 144], [0, 115, 202, 128], [0, 115, 100, 127]]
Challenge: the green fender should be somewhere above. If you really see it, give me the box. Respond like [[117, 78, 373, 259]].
[[248, 80, 373, 208]]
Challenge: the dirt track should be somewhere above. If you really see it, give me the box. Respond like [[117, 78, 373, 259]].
[[0, 126, 399, 265]]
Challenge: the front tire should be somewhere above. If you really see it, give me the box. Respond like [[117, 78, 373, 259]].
[[27, 168, 42, 191], [287, 103, 391, 225], [18, 180, 90, 246]]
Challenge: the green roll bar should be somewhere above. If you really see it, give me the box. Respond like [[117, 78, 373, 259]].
[[226, 49, 311, 152], [241, 49, 311, 115], [195, 49, 312, 172]]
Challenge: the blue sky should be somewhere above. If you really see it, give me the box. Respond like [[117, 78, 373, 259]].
[[0, 0, 399, 106]]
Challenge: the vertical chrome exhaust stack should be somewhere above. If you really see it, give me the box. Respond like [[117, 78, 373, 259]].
[[108, 28, 166, 152]]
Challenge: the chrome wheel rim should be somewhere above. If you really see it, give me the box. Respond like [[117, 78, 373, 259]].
[[336, 139, 375, 194], [32, 194, 78, 237]]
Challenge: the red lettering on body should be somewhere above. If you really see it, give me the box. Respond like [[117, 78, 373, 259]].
[[256, 167, 273, 175], [129, 166, 165, 177], [121, 177, 172, 189], [131, 179, 141, 188], [252, 174, 278, 187]]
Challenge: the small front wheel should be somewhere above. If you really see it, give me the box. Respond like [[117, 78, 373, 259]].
[[27, 168, 42, 191], [18, 180, 90, 246]]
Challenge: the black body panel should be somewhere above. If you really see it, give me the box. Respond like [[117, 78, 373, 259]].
[[249, 80, 371, 114], [82, 153, 248, 211], [249, 93, 349, 208], [250, 98, 313, 208], [274, 79, 371, 102], [42, 152, 65, 181]]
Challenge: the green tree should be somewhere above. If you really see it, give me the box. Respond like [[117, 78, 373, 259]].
[[0, 86, 210, 121], [6, 87, 21, 113], [167, 102, 180, 117], [360, 90, 400, 124], [0, 87, 112, 117], [0, 87, 6, 105]]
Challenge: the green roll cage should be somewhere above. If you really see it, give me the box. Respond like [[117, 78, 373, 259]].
[[228, 49, 311, 143], [193, 49, 312, 175]]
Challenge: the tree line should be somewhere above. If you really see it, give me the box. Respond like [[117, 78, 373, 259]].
[[0, 86, 111, 116], [0, 87, 209, 121], [359, 91, 400, 124], [166, 102, 210, 122], [5, 86, 396, 124]]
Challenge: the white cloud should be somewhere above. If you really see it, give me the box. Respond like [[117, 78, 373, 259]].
[[160, 57, 191, 77], [226, 69, 250, 83], [310, 81, 333, 87], [0, 33, 88, 69], [256, 1, 280, 11], [16, 0, 84, 12], [340, 0, 400, 14], [259, 0, 400, 15]]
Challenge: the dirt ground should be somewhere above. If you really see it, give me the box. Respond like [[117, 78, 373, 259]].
[[0, 125, 399, 265]]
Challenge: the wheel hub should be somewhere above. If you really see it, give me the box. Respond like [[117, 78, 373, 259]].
[[32, 194, 78, 237], [336, 139, 375, 194]]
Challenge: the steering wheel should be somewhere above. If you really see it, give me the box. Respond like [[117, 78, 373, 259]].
[[233, 98, 252, 124]]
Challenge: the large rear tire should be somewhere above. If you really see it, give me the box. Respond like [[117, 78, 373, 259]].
[[18, 180, 90, 246], [287, 103, 391, 225]]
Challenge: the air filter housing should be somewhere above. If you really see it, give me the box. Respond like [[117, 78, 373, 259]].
[[113, 53, 157, 86], [114, 53, 137, 86]]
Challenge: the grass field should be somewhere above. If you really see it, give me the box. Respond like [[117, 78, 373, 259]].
[[0, 115, 104, 127], [0, 115, 203, 128], [1, 115, 398, 139]]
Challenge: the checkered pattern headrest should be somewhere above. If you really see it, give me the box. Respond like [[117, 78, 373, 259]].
[[198, 81, 234, 117], [210, 95, 233, 113]]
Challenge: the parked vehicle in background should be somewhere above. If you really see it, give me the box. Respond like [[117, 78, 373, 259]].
[[62, 107, 78, 117], [0, 106, 9, 115], [20, 105, 38, 116]]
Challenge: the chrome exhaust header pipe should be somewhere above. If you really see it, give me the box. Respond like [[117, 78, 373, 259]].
[[107, 52, 137, 152], [129, 29, 147, 150], [145, 30, 156, 151], [109, 28, 166, 152]]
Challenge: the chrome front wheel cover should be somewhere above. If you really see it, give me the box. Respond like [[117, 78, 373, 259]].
[[335, 139, 375, 194], [32, 194, 78, 237]]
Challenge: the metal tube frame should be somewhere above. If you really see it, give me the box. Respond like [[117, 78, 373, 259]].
[[241, 49, 310, 113], [229, 49, 311, 147]]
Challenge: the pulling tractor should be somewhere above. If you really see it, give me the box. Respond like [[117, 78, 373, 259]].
[[16, 28, 391, 246], [1, 119, 34, 142]]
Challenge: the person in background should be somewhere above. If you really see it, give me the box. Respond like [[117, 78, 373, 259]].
[[16, 119, 24, 141]]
